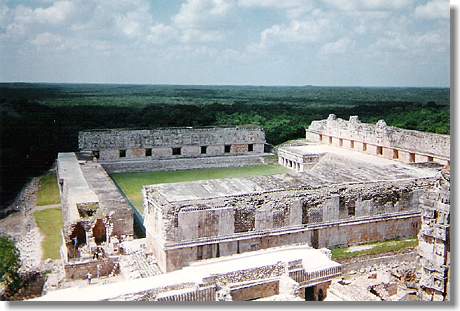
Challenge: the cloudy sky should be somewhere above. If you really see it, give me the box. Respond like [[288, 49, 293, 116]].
[[0, 0, 450, 86]]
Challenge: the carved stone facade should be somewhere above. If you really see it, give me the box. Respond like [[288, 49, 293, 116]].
[[78, 127, 266, 162], [304, 114, 449, 165], [418, 168, 450, 301]]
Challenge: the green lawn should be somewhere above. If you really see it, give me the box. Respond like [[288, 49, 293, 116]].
[[36, 173, 61, 206], [33, 208, 63, 260], [331, 238, 418, 261], [111, 164, 288, 213]]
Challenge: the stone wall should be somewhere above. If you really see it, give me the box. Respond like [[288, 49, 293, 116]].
[[230, 281, 279, 301], [144, 176, 432, 272], [154, 213, 419, 272], [306, 115, 450, 163], [101, 154, 267, 173], [64, 256, 119, 280], [79, 127, 266, 161], [148, 178, 429, 244], [418, 169, 450, 301], [340, 251, 417, 274]]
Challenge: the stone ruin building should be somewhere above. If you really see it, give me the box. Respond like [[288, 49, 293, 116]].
[[56, 153, 133, 279], [78, 126, 268, 173], [44, 118, 450, 302], [418, 167, 450, 301]]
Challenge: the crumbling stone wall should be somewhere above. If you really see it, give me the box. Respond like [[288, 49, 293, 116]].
[[306, 115, 450, 162], [64, 256, 119, 280], [79, 127, 266, 161], [145, 177, 432, 272], [148, 179, 430, 245], [418, 168, 450, 301]]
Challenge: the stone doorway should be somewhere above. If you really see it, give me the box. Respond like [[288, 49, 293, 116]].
[[68, 222, 87, 258], [318, 288, 325, 301], [305, 286, 315, 301], [92, 219, 107, 245]]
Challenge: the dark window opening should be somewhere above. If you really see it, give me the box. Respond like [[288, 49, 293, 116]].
[[348, 202, 356, 217], [248, 144, 254, 152], [145, 148, 152, 157], [319, 134, 323, 142], [119, 149, 126, 158], [428, 156, 434, 162], [172, 147, 181, 155], [393, 149, 399, 159], [197, 245, 203, 260], [329, 136, 333, 144], [224, 145, 231, 153], [409, 153, 416, 163], [377, 146, 383, 155], [92, 150, 100, 159], [363, 143, 367, 151], [339, 138, 343, 147], [350, 140, 354, 148], [201, 146, 207, 154]]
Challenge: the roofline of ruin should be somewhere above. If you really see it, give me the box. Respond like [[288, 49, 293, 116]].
[[79, 125, 265, 133]]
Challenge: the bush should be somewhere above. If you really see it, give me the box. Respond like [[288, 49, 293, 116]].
[[0, 236, 22, 298]]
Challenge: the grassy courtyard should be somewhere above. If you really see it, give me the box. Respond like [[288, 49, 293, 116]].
[[331, 238, 418, 261], [111, 164, 288, 213], [36, 173, 61, 206], [33, 208, 64, 260]]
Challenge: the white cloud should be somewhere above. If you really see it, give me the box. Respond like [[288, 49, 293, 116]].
[[415, 0, 449, 20], [12, 1, 75, 26], [173, 0, 234, 28], [237, 0, 314, 18], [320, 37, 354, 55], [322, 0, 414, 11], [147, 24, 178, 44], [372, 31, 408, 51], [31, 32, 63, 46], [259, 17, 330, 47], [173, 0, 235, 43]]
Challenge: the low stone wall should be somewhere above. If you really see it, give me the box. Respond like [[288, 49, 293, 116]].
[[101, 154, 268, 173], [230, 281, 279, 301], [64, 256, 119, 280], [340, 251, 418, 274]]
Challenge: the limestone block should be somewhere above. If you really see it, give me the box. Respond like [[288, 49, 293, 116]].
[[322, 196, 339, 222], [255, 208, 274, 231], [355, 199, 371, 217]]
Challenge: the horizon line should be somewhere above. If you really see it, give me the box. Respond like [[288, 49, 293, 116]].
[[0, 81, 450, 89]]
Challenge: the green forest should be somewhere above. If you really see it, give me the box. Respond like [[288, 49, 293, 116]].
[[0, 83, 450, 214]]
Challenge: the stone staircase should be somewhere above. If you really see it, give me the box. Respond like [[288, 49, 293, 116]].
[[119, 250, 161, 280]]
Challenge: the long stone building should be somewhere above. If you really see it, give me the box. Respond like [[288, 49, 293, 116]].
[[142, 116, 449, 273], [56, 153, 133, 279], [279, 114, 449, 172], [78, 127, 268, 173]]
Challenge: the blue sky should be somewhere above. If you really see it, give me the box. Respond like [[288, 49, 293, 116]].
[[0, 0, 450, 86]]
